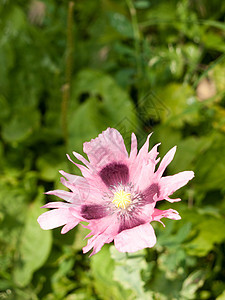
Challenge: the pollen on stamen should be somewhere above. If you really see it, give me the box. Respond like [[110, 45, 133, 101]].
[[112, 189, 132, 209]]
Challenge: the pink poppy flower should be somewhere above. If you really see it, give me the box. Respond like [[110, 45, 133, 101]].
[[37, 128, 194, 256]]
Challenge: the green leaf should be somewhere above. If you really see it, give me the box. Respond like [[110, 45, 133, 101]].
[[13, 189, 52, 287], [110, 246, 152, 299], [194, 133, 225, 191], [3, 6, 26, 37], [201, 31, 225, 52], [217, 290, 225, 300], [168, 135, 208, 173], [180, 270, 205, 299], [2, 109, 40, 143], [0, 95, 10, 123], [156, 83, 196, 127], [90, 245, 131, 300], [36, 147, 67, 181], [69, 69, 137, 153], [185, 217, 225, 257], [107, 12, 133, 38], [134, 1, 151, 9]]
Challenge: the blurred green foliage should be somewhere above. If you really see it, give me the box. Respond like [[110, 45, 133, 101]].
[[0, 0, 225, 299]]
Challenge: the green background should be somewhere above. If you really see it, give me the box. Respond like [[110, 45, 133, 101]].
[[0, 0, 225, 299]]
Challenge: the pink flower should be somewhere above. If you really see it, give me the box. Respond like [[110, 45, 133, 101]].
[[37, 128, 194, 256]]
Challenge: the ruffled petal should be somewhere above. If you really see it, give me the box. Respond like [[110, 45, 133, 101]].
[[159, 171, 194, 200], [152, 208, 181, 227], [130, 136, 160, 191], [72, 151, 94, 171], [129, 134, 152, 185], [59, 170, 82, 184], [37, 208, 78, 230], [83, 215, 119, 256], [59, 172, 108, 205], [83, 233, 114, 256], [129, 133, 160, 191], [83, 128, 128, 170], [66, 154, 92, 179], [114, 223, 156, 252]]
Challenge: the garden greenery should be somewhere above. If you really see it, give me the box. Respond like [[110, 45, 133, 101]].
[[0, 0, 225, 299]]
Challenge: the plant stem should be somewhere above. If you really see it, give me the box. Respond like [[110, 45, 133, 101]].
[[62, 1, 74, 145], [125, 0, 141, 80]]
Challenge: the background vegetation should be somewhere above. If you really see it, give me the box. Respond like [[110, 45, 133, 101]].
[[0, 0, 225, 299]]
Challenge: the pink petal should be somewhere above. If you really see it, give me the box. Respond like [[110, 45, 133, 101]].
[[164, 196, 181, 203], [59, 170, 85, 185], [156, 146, 177, 177], [72, 151, 95, 171], [83, 216, 119, 256], [152, 208, 181, 226], [85, 214, 119, 237], [37, 208, 77, 230], [129, 132, 137, 160], [60, 176, 104, 205], [83, 128, 128, 170], [137, 133, 152, 158], [42, 201, 72, 209], [159, 171, 194, 200], [66, 154, 92, 178], [83, 233, 114, 256], [61, 221, 80, 234], [129, 134, 152, 184], [130, 136, 160, 191], [114, 223, 156, 252], [45, 190, 74, 203]]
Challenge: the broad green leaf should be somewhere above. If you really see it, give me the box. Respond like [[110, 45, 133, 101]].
[[110, 246, 152, 299], [147, 269, 182, 299], [69, 69, 137, 153], [194, 133, 225, 191], [156, 83, 196, 127], [13, 189, 52, 287], [90, 245, 132, 300], [201, 31, 225, 52], [68, 97, 106, 154], [217, 290, 225, 300], [2, 109, 40, 143], [185, 217, 225, 257]]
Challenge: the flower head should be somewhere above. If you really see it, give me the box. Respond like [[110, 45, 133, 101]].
[[37, 128, 194, 256]]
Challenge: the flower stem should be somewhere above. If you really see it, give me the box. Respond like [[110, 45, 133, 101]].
[[62, 1, 74, 145], [125, 0, 141, 84]]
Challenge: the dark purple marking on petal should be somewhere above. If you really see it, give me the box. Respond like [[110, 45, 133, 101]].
[[99, 163, 129, 187], [81, 205, 108, 220], [118, 214, 145, 233], [142, 183, 160, 204]]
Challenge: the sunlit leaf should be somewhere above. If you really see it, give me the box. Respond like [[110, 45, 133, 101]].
[[91, 245, 131, 299]]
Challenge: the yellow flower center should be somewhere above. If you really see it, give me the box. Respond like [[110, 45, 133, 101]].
[[112, 189, 132, 209]]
